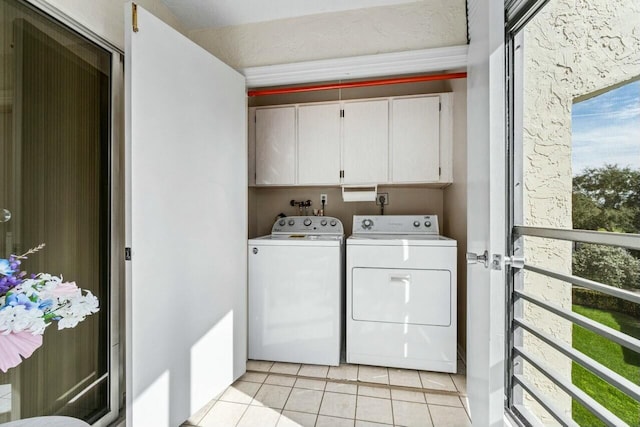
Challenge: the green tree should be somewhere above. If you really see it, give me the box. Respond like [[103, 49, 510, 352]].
[[573, 244, 640, 290], [572, 165, 640, 290], [573, 165, 640, 233]]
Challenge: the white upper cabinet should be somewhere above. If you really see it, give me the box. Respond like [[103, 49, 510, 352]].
[[391, 96, 440, 183], [342, 99, 389, 184], [255, 106, 296, 185], [298, 103, 341, 185], [250, 93, 453, 187]]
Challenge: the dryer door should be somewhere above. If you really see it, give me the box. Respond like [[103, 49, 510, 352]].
[[352, 267, 451, 326]]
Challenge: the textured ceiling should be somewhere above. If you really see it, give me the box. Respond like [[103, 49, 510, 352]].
[[159, 0, 422, 30]]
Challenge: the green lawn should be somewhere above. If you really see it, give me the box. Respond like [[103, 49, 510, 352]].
[[572, 305, 640, 426]]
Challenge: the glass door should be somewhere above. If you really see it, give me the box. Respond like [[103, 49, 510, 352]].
[[0, 0, 114, 423]]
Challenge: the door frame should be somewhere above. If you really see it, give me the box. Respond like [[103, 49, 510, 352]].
[[465, 0, 510, 425]]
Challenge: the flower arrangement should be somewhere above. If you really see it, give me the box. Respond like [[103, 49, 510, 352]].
[[0, 244, 99, 372]]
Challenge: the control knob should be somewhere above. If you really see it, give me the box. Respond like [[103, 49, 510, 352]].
[[303, 218, 312, 226], [413, 221, 420, 227], [278, 219, 286, 226], [362, 219, 373, 229], [288, 219, 295, 226], [424, 221, 432, 227], [320, 219, 328, 226], [330, 219, 337, 227]]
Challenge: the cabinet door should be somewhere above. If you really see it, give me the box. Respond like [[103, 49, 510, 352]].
[[298, 103, 341, 185], [343, 100, 389, 184], [255, 106, 296, 185], [391, 96, 440, 183]]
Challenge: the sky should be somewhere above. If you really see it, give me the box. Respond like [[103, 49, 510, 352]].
[[571, 80, 640, 175]]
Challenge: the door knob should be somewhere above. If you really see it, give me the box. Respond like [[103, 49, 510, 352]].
[[0, 209, 10, 223], [466, 250, 489, 268]]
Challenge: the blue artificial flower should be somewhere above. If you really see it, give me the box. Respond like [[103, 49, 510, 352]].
[[4, 293, 39, 310], [38, 299, 54, 310], [0, 259, 13, 276]]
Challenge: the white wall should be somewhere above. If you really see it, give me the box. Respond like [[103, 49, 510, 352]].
[[189, 0, 467, 69]]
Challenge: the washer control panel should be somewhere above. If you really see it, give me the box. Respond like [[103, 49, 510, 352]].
[[272, 216, 344, 235], [353, 215, 439, 234]]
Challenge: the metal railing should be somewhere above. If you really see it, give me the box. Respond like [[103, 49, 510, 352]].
[[509, 227, 640, 427]]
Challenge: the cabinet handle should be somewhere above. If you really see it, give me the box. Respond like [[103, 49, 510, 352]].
[[389, 274, 410, 284]]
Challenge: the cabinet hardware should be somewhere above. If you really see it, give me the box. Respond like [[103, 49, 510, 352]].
[[125, 247, 132, 261], [340, 109, 344, 118]]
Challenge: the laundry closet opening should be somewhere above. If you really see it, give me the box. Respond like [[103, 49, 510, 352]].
[[246, 74, 469, 356]]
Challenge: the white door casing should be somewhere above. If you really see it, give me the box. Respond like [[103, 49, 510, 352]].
[[466, 0, 507, 426], [125, 4, 247, 427]]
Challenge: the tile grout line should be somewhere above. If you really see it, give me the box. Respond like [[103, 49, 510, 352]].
[[314, 387, 326, 427], [389, 389, 396, 426], [232, 398, 251, 427], [247, 369, 465, 398]]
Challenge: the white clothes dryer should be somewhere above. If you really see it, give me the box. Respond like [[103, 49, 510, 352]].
[[248, 216, 344, 366], [346, 215, 457, 373]]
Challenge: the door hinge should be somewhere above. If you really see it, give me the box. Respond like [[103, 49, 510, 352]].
[[340, 170, 344, 178], [125, 247, 132, 261], [132, 3, 139, 33], [439, 102, 441, 111], [340, 109, 344, 118], [439, 167, 441, 176]]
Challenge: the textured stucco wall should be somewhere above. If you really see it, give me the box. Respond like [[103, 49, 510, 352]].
[[42, 0, 186, 49], [189, 0, 467, 69], [522, 0, 640, 422]]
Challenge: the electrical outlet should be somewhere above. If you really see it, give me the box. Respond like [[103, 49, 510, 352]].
[[376, 193, 389, 206], [320, 194, 328, 205]]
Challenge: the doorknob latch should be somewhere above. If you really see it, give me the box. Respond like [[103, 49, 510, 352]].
[[0, 209, 11, 223], [467, 251, 524, 270], [466, 250, 489, 268]]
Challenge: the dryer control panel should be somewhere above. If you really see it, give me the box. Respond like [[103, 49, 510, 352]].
[[352, 215, 439, 235], [271, 216, 343, 235]]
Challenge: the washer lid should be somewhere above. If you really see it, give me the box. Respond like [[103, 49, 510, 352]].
[[249, 235, 343, 247]]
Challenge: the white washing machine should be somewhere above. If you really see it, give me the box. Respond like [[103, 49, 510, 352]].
[[248, 216, 344, 366], [347, 215, 457, 373]]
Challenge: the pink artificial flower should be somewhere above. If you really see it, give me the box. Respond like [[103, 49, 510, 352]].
[[0, 331, 43, 372], [49, 281, 80, 298]]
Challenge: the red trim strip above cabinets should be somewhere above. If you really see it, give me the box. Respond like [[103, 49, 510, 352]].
[[247, 72, 467, 97]]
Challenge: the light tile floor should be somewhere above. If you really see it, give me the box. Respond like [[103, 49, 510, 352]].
[[183, 359, 470, 427]]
